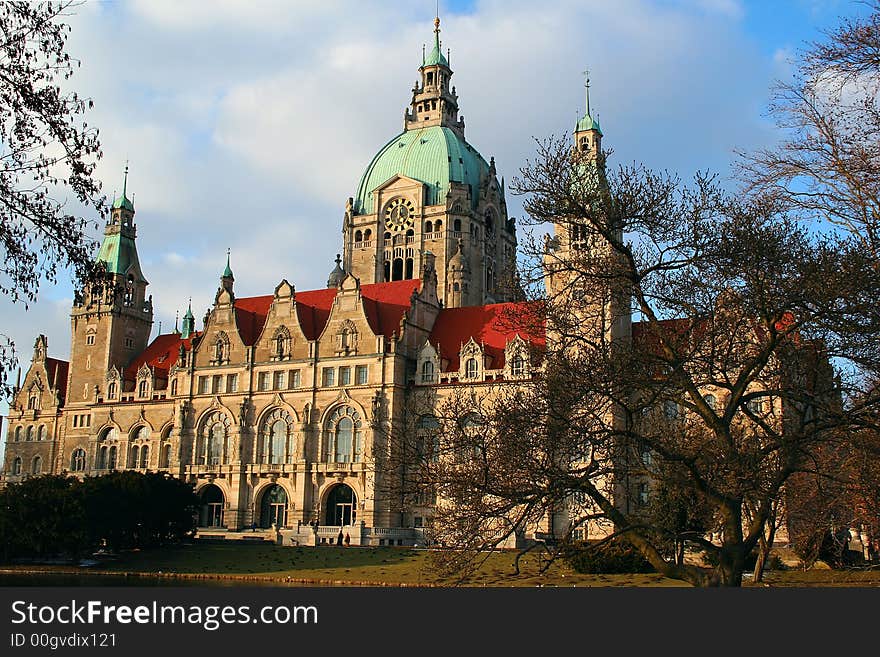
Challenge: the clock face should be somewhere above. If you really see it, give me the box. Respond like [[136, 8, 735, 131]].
[[384, 198, 415, 232]]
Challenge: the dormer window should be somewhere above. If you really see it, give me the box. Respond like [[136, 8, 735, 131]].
[[138, 380, 148, 397], [465, 358, 478, 379], [421, 360, 435, 384], [511, 354, 526, 377], [107, 382, 117, 399]]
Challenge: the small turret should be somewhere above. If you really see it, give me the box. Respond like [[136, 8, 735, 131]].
[[220, 249, 234, 294], [181, 299, 195, 340], [327, 253, 346, 288]]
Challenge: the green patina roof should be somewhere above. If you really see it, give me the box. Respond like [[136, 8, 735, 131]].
[[424, 17, 448, 67], [95, 231, 142, 277], [576, 112, 602, 136], [111, 193, 134, 212], [353, 126, 490, 215]]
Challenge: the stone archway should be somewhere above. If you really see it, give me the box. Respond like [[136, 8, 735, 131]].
[[258, 484, 288, 529], [199, 484, 225, 528], [324, 483, 356, 527]]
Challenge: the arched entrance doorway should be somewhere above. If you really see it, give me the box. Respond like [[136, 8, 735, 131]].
[[325, 484, 356, 526], [199, 484, 224, 527], [259, 484, 288, 529]]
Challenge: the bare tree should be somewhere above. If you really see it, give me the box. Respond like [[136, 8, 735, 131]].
[[386, 135, 879, 587]]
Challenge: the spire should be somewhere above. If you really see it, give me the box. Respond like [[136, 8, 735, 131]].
[[112, 161, 135, 212], [181, 298, 195, 339], [223, 248, 233, 279], [576, 68, 602, 136], [424, 16, 448, 67], [174, 310, 180, 334]]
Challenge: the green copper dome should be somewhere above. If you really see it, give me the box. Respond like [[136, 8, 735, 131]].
[[111, 193, 134, 212], [353, 126, 490, 215], [576, 113, 602, 136]]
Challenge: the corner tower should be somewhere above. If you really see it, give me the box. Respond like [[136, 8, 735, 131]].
[[68, 166, 153, 405], [544, 74, 630, 345], [342, 17, 517, 308]]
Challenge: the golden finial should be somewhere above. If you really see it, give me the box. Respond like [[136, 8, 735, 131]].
[[434, 16, 440, 31]]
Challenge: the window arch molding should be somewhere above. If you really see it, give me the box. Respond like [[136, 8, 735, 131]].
[[197, 411, 232, 466], [322, 405, 364, 464], [257, 407, 296, 465]]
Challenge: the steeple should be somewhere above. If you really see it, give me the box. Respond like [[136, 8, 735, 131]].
[[575, 69, 602, 157], [181, 299, 195, 339], [405, 16, 464, 135], [220, 249, 234, 295], [95, 163, 146, 284]]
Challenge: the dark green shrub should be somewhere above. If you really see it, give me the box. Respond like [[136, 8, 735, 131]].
[[562, 539, 654, 574]]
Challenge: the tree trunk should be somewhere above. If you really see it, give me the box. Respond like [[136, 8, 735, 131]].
[[753, 505, 778, 583]]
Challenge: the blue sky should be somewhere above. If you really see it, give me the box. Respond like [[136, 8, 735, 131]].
[[0, 0, 871, 446]]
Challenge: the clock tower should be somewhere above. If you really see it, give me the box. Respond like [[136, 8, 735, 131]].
[[339, 17, 518, 308]]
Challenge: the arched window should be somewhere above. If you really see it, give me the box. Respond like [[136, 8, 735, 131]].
[[326, 406, 363, 464], [26, 426, 34, 441], [425, 221, 433, 233], [131, 445, 140, 467], [364, 229, 372, 240], [405, 258, 414, 279], [198, 412, 231, 466], [259, 409, 293, 465], [354, 230, 363, 242], [392, 258, 403, 281], [434, 219, 442, 231], [70, 448, 86, 472], [465, 358, 478, 379], [160, 443, 171, 468], [208, 422, 226, 465], [14, 426, 21, 442], [98, 445, 108, 470], [32, 455, 42, 474], [336, 418, 353, 462], [12, 457, 22, 475], [140, 445, 149, 468], [107, 382, 117, 399], [421, 360, 435, 384], [108, 445, 117, 470], [453, 218, 461, 232], [138, 380, 148, 397], [38, 425, 47, 441], [511, 354, 526, 377]]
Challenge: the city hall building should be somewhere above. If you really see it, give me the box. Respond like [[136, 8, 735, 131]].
[[2, 18, 578, 546]]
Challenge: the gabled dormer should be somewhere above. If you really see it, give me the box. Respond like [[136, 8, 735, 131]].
[[459, 337, 484, 381], [417, 341, 440, 385]]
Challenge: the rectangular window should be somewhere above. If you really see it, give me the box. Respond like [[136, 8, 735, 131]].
[[339, 366, 351, 387], [273, 371, 285, 390], [198, 376, 209, 395], [288, 370, 301, 389], [414, 516, 424, 528], [258, 372, 270, 391], [85, 415, 91, 428], [86, 334, 95, 346], [356, 365, 368, 385], [73, 415, 79, 428], [211, 375, 222, 394], [226, 374, 238, 393], [322, 367, 335, 387]]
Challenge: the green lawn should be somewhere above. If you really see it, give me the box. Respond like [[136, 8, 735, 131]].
[[4, 543, 879, 587]]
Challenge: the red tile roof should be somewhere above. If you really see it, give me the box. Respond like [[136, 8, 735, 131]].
[[234, 294, 273, 346], [359, 279, 422, 338], [234, 279, 423, 343], [429, 301, 545, 371], [45, 357, 68, 403], [125, 332, 201, 380]]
